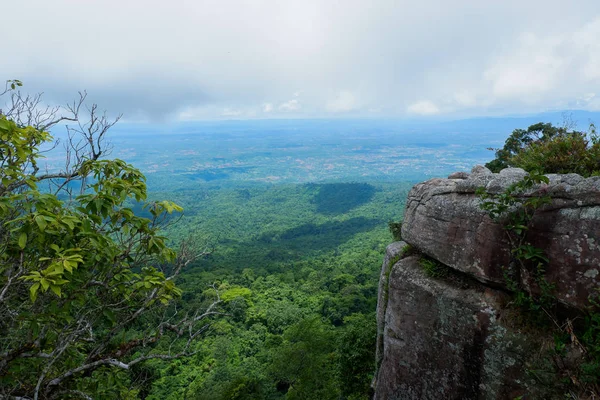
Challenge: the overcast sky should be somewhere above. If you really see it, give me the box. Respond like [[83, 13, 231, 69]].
[[2, 0, 600, 121]]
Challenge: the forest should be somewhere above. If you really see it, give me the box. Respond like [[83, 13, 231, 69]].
[[0, 83, 525, 399], [137, 180, 418, 399], [0, 86, 427, 399]]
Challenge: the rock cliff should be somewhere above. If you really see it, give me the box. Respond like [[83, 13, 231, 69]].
[[374, 166, 600, 399]]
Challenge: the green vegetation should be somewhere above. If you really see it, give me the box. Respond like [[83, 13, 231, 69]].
[[480, 124, 600, 397], [486, 122, 600, 176], [400, 244, 414, 257], [0, 81, 420, 399], [418, 256, 448, 279], [477, 171, 555, 324], [140, 180, 409, 399], [387, 220, 402, 241], [0, 91, 221, 398], [0, 82, 414, 399]]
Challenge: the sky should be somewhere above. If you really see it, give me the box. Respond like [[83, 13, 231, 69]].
[[2, 0, 600, 121]]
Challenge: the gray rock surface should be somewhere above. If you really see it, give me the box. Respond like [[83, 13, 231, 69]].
[[375, 241, 407, 377], [448, 171, 470, 180], [374, 256, 540, 400], [401, 168, 600, 307]]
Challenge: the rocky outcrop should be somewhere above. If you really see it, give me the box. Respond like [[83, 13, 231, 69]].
[[375, 255, 540, 400], [402, 166, 600, 308], [374, 166, 600, 399]]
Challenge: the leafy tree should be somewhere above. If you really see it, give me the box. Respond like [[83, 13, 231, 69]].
[[485, 122, 600, 176], [0, 82, 219, 399], [485, 122, 568, 172], [268, 317, 339, 400], [337, 313, 377, 400], [510, 127, 600, 176]]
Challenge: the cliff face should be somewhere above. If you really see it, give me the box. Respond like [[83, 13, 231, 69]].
[[374, 166, 600, 400]]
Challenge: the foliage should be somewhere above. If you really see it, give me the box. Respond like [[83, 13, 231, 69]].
[[477, 163, 600, 396], [388, 220, 402, 241], [581, 303, 600, 387], [485, 122, 569, 172], [137, 180, 409, 399], [485, 122, 600, 176], [310, 183, 376, 215], [419, 256, 448, 279], [268, 317, 339, 399], [337, 313, 377, 399], [400, 244, 415, 258], [476, 171, 554, 312], [0, 86, 217, 399], [1, 81, 415, 399], [476, 171, 550, 241]]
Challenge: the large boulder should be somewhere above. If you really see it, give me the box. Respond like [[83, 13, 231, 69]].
[[401, 167, 600, 308], [374, 255, 544, 400]]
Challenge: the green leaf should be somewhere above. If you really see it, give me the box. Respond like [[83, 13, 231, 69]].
[[35, 215, 47, 231], [63, 261, 73, 273], [30, 283, 40, 302], [18, 232, 27, 249], [103, 309, 116, 324], [50, 285, 61, 297]]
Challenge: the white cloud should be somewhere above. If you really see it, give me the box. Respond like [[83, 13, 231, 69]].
[[452, 91, 477, 108], [574, 18, 600, 81], [220, 108, 242, 117], [407, 100, 440, 115], [483, 33, 565, 100], [0, 0, 599, 119], [480, 17, 600, 109], [326, 91, 359, 112], [278, 99, 300, 112]]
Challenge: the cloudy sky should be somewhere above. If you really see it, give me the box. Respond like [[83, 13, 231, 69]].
[[2, 0, 600, 121]]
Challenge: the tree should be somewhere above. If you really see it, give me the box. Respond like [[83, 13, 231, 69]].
[[336, 313, 376, 400], [268, 317, 339, 400], [485, 122, 600, 176], [0, 81, 220, 399], [485, 122, 568, 172]]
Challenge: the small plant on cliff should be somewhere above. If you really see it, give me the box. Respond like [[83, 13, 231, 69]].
[[476, 171, 552, 293], [419, 256, 448, 279], [476, 171, 558, 328], [400, 244, 416, 258], [477, 170, 600, 396], [388, 220, 403, 241]]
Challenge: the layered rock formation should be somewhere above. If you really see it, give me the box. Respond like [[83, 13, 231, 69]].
[[374, 166, 600, 399]]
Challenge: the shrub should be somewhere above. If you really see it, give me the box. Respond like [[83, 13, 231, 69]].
[[511, 132, 600, 176], [486, 122, 600, 177], [388, 220, 402, 241]]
